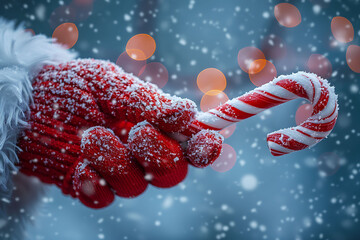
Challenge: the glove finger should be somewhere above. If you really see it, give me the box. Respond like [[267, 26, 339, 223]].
[[81, 126, 148, 198], [186, 130, 224, 168], [71, 159, 115, 209], [67, 59, 196, 133], [126, 87, 197, 133], [128, 121, 188, 188]]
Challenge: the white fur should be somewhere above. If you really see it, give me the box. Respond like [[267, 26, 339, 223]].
[[0, 18, 76, 191]]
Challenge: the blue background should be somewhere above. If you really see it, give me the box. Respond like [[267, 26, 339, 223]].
[[1, 0, 360, 239]]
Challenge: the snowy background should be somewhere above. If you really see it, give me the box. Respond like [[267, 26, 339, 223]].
[[1, 0, 360, 239]]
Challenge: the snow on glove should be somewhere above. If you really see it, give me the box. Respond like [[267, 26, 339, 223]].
[[16, 59, 223, 208], [0, 19, 338, 209]]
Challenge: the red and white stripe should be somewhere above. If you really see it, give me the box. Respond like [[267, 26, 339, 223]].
[[185, 71, 338, 156]]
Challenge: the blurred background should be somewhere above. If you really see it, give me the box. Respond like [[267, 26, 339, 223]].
[[1, 0, 360, 239]]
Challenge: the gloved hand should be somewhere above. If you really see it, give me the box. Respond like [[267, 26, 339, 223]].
[[17, 59, 223, 208]]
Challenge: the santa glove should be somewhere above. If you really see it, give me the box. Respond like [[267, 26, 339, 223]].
[[67, 124, 187, 208], [17, 59, 222, 208]]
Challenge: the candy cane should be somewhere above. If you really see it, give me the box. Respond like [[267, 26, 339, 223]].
[[183, 71, 338, 156]]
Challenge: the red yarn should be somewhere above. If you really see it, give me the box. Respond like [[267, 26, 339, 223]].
[[128, 122, 188, 188], [17, 59, 223, 208]]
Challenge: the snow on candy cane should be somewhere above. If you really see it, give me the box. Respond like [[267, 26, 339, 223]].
[[185, 71, 338, 156]]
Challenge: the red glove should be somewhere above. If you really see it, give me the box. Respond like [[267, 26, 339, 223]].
[[17, 59, 223, 208]]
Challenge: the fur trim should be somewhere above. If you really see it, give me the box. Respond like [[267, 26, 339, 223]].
[[0, 18, 76, 76], [0, 18, 76, 191], [0, 67, 30, 190]]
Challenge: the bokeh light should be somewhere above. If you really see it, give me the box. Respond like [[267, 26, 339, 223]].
[[139, 62, 169, 88], [52, 22, 79, 49], [261, 35, 287, 60], [249, 60, 277, 87], [274, 3, 302, 28], [317, 152, 341, 176], [116, 51, 147, 76], [237, 47, 265, 73], [295, 104, 313, 125], [248, 59, 267, 75], [331, 16, 354, 43], [240, 174, 258, 191], [219, 124, 236, 139], [200, 91, 229, 112], [307, 54, 332, 79], [197, 68, 227, 95], [211, 144, 237, 173], [126, 34, 156, 61], [80, 180, 96, 196], [346, 45, 360, 73]]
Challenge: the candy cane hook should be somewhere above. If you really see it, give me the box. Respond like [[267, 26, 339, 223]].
[[184, 71, 338, 156]]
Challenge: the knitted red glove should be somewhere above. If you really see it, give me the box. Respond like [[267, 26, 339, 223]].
[[17, 59, 223, 208]]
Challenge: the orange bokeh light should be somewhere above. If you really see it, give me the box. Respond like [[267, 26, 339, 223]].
[[211, 144, 237, 173], [219, 124, 236, 138], [274, 3, 302, 28], [52, 22, 79, 49], [116, 51, 147, 76], [346, 45, 360, 73], [200, 91, 229, 112], [249, 60, 277, 87], [139, 62, 169, 88], [307, 54, 332, 79], [237, 47, 265, 73], [248, 59, 267, 75], [197, 68, 227, 95], [295, 104, 313, 125], [126, 34, 156, 61], [331, 16, 354, 43]]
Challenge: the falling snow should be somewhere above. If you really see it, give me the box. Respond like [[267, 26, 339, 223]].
[[1, 0, 360, 240]]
